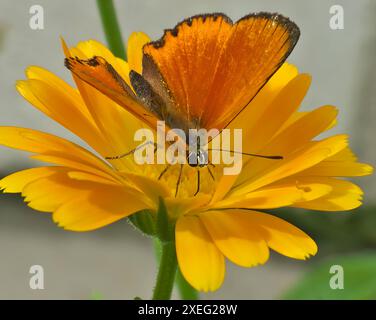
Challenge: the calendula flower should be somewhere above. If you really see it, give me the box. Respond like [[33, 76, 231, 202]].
[[0, 26, 372, 294]]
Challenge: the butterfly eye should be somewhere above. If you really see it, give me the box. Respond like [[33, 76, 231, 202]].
[[187, 151, 198, 167], [197, 150, 208, 167]]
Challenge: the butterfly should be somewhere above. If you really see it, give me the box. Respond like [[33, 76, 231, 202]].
[[65, 12, 300, 195]]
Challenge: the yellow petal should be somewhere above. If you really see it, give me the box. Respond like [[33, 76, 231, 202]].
[[265, 105, 338, 155], [127, 32, 151, 74], [165, 194, 211, 219], [24, 66, 93, 122], [200, 211, 269, 267], [299, 161, 373, 177], [243, 211, 318, 259], [293, 178, 364, 211], [74, 39, 129, 82], [31, 154, 120, 183], [214, 185, 304, 209], [210, 174, 238, 204], [53, 186, 148, 231], [257, 177, 334, 203], [175, 216, 225, 292], [0, 127, 120, 182], [229, 62, 298, 134], [234, 134, 348, 194], [244, 74, 312, 152], [22, 171, 93, 212], [67, 171, 121, 185], [17, 76, 105, 152], [0, 167, 65, 193], [121, 172, 171, 205], [327, 147, 357, 162]]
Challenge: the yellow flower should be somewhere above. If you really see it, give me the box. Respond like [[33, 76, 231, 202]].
[[0, 32, 373, 292]]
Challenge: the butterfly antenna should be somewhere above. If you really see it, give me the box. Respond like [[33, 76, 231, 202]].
[[208, 148, 283, 160], [105, 141, 157, 160], [175, 164, 184, 197]]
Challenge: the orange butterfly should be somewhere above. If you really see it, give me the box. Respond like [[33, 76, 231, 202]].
[[65, 12, 299, 194]]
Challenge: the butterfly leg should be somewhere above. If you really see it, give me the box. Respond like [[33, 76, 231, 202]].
[[207, 165, 215, 180], [194, 169, 201, 196], [158, 164, 171, 180], [105, 141, 157, 160], [175, 164, 183, 197]]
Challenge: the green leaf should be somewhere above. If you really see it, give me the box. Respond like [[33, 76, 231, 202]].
[[283, 253, 376, 300], [128, 209, 156, 237]]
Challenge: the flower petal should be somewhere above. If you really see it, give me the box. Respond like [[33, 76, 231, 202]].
[[53, 186, 148, 231], [175, 216, 225, 292], [2, 166, 150, 229], [0, 167, 65, 193], [233, 134, 348, 194], [121, 172, 171, 204], [229, 62, 298, 134], [0, 126, 121, 178], [74, 39, 130, 82], [22, 171, 94, 212], [200, 211, 269, 267], [242, 211, 318, 259], [210, 174, 238, 204], [67, 171, 121, 185], [245, 74, 312, 152], [16, 74, 105, 153], [293, 178, 364, 211], [127, 32, 151, 74], [299, 161, 373, 177], [265, 105, 338, 155], [214, 185, 304, 209]]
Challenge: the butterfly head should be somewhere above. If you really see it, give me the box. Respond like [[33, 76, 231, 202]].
[[187, 149, 208, 168]]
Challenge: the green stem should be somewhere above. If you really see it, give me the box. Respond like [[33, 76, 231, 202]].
[[154, 238, 198, 300], [152, 241, 177, 300], [96, 0, 127, 60]]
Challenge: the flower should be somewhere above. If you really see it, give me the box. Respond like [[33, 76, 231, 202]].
[[0, 32, 373, 292]]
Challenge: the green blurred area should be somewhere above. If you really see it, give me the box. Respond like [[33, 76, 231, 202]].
[[283, 253, 376, 299], [280, 206, 376, 256], [278, 206, 376, 299]]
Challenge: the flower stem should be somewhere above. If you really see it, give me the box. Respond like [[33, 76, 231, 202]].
[[96, 0, 127, 60], [152, 240, 177, 300]]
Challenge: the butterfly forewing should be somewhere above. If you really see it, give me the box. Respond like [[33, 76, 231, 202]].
[[64, 56, 160, 131]]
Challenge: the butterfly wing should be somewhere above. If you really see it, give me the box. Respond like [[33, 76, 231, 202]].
[[64, 56, 162, 131], [143, 12, 300, 131]]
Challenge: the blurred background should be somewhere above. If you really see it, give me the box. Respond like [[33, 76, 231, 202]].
[[0, 0, 375, 299]]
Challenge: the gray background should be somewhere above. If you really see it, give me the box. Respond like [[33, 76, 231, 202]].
[[0, 0, 374, 299]]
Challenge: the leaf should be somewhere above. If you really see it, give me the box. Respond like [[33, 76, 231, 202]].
[[282, 253, 376, 300]]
